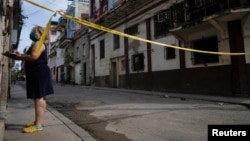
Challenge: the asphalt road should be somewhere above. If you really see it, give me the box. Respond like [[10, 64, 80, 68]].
[[46, 84, 250, 141]]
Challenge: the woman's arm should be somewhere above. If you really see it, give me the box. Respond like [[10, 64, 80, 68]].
[[14, 42, 45, 61]]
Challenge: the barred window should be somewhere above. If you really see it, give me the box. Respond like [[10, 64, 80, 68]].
[[100, 39, 105, 59], [154, 9, 172, 38], [113, 34, 120, 50], [191, 36, 219, 65], [132, 53, 144, 71], [126, 24, 139, 35], [165, 47, 176, 59]]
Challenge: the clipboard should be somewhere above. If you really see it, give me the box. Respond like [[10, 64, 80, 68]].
[[2, 51, 17, 59]]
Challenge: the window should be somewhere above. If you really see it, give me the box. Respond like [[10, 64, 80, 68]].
[[132, 53, 144, 71], [165, 47, 176, 59], [82, 43, 86, 57], [113, 34, 120, 50], [126, 24, 138, 35], [191, 36, 219, 65], [154, 9, 172, 38], [100, 39, 105, 59], [76, 47, 79, 58]]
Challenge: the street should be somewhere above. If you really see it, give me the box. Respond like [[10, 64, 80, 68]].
[[38, 83, 250, 141]]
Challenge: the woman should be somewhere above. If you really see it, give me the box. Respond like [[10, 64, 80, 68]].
[[14, 25, 54, 133]]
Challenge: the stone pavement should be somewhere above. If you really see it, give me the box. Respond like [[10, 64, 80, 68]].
[[1, 82, 250, 141]]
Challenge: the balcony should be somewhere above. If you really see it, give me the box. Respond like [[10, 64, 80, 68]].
[[92, 0, 155, 27], [49, 42, 57, 58], [169, 0, 250, 28], [57, 17, 67, 31], [167, 0, 250, 40], [58, 33, 72, 48], [186, 0, 250, 25]]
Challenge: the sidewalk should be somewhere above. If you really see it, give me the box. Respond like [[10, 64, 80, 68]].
[[3, 83, 97, 141]]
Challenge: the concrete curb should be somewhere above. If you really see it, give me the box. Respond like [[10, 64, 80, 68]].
[[78, 86, 250, 106], [47, 105, 97, 141]]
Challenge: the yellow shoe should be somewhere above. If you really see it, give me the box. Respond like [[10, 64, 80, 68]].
[[25, 122, 34, 127], [23, 125, 43, 133], [25, 122, 44, 128]]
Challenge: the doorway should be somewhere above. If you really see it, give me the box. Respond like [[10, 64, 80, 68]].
[[111, 61, 117, 88]]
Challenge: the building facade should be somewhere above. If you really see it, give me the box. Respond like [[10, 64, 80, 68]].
[[0, 0, 23, 110], [48, 21, 61, 83], [72, 1, 90, 85], [87, 0, 250, 97], [49, 1, 90, 85], [73, 26, 90, 85]]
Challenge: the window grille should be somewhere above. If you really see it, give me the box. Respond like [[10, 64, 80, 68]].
[[165, 47, 176, 59], [132, 53, 144, 71], [191, 36, 219, 65]]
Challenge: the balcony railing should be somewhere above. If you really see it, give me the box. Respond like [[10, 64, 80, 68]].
[[187, 0, 250, 24], [168, 0, 250, 29]]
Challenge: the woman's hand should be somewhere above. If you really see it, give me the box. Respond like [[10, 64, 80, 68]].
[[13, 50, 21, 56], [12, 50, 22, 60]]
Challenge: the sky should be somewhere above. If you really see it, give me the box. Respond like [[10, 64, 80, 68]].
[[18, 0, 69, 52]]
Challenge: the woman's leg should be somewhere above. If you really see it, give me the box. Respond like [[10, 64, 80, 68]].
[[23, 98, 45, 133], [34, 97, 46, 126]]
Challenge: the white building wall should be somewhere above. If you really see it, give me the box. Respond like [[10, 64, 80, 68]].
[[127, 22, 148, 73], [75, 63, 81, 84], [124, 2, 178, 73], [77, 3, 89, 16], [75, 3, 89, 30], [95, 34, 111, 76], [94, 29, 129, 77], [108, 26, 126, 76], [92, 0, 250, 78], [152, 35, 180, 71], [48, 30, 60, 68], [93, 2, 178, 76], [74, 30, 91, 85], [56, 48, 64, 67], [110, 26, 125, 58], [55, 47, 65, 83], [50, 57, 56, 81]]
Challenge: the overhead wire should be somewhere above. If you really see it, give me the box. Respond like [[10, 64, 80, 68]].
[[25, 0, 57, 17]]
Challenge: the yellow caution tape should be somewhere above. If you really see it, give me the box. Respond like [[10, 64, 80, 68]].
[[25, 0, 250, 56], [34, 13, 56, 57]]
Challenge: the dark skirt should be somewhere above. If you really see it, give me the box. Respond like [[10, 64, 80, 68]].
[[25, 64, 54, 99]]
